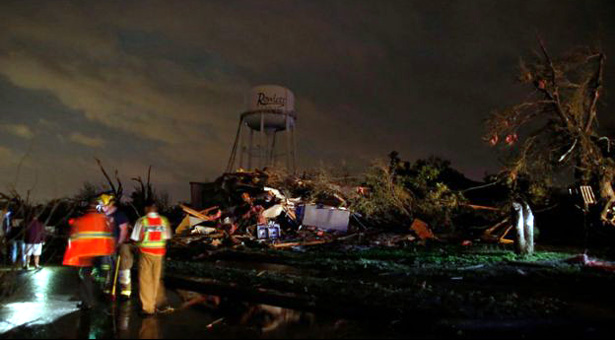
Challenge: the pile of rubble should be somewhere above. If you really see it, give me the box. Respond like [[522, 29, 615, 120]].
[[171, 171, 437, 251]]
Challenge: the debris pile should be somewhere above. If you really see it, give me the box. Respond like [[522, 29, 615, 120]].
[[172, 170, 438, 252]]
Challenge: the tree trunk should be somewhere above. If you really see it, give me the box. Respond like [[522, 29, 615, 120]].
[[599, 174, 615, 225], [523, 202, 535, 255], [512, 201, 534, 256]]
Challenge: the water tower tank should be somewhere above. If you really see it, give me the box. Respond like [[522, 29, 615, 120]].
[[227, 85, 298, 172], [243, 85, 296, 132]]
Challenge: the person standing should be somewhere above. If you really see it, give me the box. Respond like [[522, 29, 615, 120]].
[[24, 216, 46, 270], [63, 202, 116, 309], [1, 208, 8, 237], [99, 193, 134, 299], [131, 200, 172, 316], [7, 217, 26, 268], [2, 208, 11, 264]]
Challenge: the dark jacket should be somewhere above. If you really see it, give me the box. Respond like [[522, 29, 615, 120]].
[[26, 219, 46, 244]]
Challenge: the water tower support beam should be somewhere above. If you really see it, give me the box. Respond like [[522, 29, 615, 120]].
[[270, 132, 277, 167], [248, 129, 254, 170], [260, 112, 266, 169], [238, 124, 244, 170], [291, 126, 297, 173], [226, 119, 244, 172], [285, 113, 291, 171]]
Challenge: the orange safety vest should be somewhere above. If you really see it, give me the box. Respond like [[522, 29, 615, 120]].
[[138, 215, 169, 257], [63, 211, 116, 267]]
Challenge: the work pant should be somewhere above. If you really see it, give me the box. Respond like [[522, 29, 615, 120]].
[[118, 243, 136, 287], [102, 243, 135, 291], [100, 256, 114, 289], [138, 252, 166, 314], [79, 266, 95, 307]]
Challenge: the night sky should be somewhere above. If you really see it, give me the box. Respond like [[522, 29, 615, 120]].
[[1, 0, 614, 202]]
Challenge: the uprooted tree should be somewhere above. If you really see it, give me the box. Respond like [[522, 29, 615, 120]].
[[485, 38, 611, 253]]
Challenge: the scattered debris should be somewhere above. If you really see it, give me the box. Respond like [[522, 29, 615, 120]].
[[171, 169, 545, 254], [206, 318, 225, 330], [482, 218, 514, 244], [410, 219, 435, 240], [174, 171, 363, 251], [566, 254, 615, 272], [302, 204, 351, 233], [272, 240, 330, 249]]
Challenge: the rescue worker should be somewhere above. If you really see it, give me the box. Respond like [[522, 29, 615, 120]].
[[98, 193, 134, 299], [63, 200, 116, 310], [130, 200, 172, 316]]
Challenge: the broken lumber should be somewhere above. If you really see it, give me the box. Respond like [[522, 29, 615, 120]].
[[464, 204, 501, 211], [199, 206, 219, 215], [272, 240, 329, 249], [181, 204, 218, 221]]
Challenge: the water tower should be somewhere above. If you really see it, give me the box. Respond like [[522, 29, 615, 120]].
[[226, 85, 297, 173]]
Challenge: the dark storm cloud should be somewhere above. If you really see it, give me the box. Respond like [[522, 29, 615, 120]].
[[0, 0, 614, 201]]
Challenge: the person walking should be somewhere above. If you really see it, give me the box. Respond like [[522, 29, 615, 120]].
[[63, 201, 116, 310], [99, 193, 134, 299], [131, 200, 172, 317]]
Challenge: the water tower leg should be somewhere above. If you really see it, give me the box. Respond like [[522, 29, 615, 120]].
[[226, 119, 243, 173], [291, 127, 297, 174], [248, 129, 254, 170], [270, 133, 277, 168], [238, 124, 244, 170], [264, 132, 269, 167], [285, 114, 291, 171], [260, 113, 266, 169]]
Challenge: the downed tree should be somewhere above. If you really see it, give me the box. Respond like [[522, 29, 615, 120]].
[[485, 38, 612, 253]]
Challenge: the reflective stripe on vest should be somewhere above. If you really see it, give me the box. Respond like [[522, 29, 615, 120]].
[[70, 231, 114, 240], [138, 216, 167, 256]]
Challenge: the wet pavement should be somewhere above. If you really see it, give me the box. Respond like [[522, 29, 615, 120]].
[[4, 265, 615, 338], [0, 266, 386, 339], [0, 267, 80, 334]]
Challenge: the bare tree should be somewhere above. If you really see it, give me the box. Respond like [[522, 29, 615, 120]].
[[95, 158, 123, 201], [485, 38, 611, 252]]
